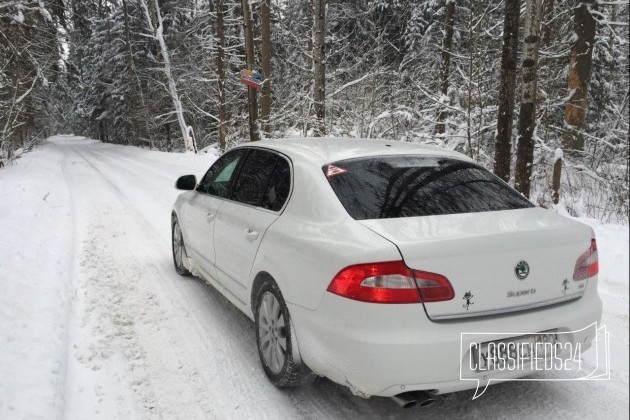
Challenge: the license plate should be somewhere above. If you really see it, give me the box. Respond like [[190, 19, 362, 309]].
[[474, 330, 559, 372]]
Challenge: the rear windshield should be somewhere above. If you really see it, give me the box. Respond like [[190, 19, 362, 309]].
[[323, 156, 533, 220]]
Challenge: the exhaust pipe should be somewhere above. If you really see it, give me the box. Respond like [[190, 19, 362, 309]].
[[391, 391, 436, 409]]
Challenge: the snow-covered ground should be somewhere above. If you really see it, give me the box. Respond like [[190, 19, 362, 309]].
[[0, 136, 628, 419]]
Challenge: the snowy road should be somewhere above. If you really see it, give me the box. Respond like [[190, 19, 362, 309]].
[[1, 136, 628, 419]]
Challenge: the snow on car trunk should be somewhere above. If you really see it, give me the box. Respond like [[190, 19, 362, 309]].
[[360, 207, 596, 320]]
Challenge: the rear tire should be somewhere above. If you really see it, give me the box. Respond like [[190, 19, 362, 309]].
[[172, 216, 191, 276], [255, 278, 310, 387]]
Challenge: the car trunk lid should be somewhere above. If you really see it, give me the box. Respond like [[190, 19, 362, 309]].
[[359, 208, 594, 320]]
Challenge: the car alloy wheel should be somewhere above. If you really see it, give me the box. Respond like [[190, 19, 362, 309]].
[[254, 279, 311, 387], [258, 291, 288, 374], [172, 217, 190, 276]]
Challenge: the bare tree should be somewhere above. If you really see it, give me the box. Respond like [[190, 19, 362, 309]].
[[122, 0, 150, 145], [312, 0, 326, 136], [562, 0, 597, 151], [0, 1, 60, 157], [260, 0, 272, 135], [242, 0, 260, 142], [514, 0, 543, 197], [493, 0, 521, 182], [140, 0, 196, 152], [541, 0, 555, 46], [216, 0, 227, 151], [435, 0, 455, 136]]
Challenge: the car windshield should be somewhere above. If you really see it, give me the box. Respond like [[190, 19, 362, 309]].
[[323, 155, 534, 220]]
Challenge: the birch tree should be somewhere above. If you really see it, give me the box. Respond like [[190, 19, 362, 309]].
[[260, 0, 272, 135], [514, 0, 544, 197], [140, 0, 196, 152]]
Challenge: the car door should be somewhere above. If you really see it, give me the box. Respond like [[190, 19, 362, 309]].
[[214, 149, 292, 303], [183, 149, 246, 279]]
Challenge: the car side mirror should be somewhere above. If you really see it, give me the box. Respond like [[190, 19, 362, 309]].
[[175, 175, 197, 190]]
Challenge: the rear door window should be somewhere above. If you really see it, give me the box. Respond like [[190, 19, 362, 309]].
[[323, 156, 533, 220], [263, 158, 291, 211], [231, 149, 291, 211]]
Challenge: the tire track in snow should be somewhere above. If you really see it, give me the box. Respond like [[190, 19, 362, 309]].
[[68, 143, 330, 418], [70, 144, 326, 418], [62, 145, 217, 419], [60, 145, 141, 419]]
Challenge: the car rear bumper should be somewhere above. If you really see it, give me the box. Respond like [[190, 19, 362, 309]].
[[288, 284, 603, 397]]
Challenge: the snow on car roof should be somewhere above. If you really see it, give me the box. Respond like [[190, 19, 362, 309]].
[[234, 137, 468, 165]]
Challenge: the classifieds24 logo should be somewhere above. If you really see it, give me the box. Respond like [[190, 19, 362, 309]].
[[460, 323, 610, 399]]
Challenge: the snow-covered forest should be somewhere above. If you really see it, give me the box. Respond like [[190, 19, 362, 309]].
[[1, 0, 628, 222], [1, 2, 630, 419]]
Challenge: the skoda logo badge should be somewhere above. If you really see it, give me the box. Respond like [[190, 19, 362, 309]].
[[515, 261, 530, 280]]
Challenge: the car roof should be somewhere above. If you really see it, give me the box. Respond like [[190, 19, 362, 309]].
[[233, 137, 469, 165]]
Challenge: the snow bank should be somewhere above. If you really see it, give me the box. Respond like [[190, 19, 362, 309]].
[[575, 217, 630, 395], [0, 144, 73, 418], [0, 136, 216, 419]]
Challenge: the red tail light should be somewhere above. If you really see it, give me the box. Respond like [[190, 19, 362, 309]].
[[573, 239, 599, 281], [326, 261, 454, 304], [414, 270, 457, 302]]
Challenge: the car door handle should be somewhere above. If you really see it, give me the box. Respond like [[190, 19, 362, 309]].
[[206, 212, 215, 222], [244, 228, 259, 240]]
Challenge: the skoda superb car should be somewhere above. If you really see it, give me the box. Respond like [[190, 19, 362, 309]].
[[171, 138, 602, 405]]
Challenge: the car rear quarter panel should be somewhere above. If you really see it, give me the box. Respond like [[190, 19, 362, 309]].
[[249, 156, 401, 311]]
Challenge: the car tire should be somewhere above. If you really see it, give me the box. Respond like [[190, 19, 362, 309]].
[[255, 278, 311, 387], [171, 215, 191, 276]]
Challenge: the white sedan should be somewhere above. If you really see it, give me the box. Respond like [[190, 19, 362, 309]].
[[171, 138, 602, 407]]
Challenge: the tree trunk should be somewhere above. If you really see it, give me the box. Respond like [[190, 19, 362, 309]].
[[435, 0, 455, 135], [514, 0, 543, 197], [465, 2, 474, 158], [166, 122, 172, 151], [216, 0, 228, 151], [242, 0, 260, 142], [493, 0, 521, 182], [552, 150, 562, 204], [562, 0, 597, 151], [140, 0, 196, 152], [312, 0, 326, 137], [541, 0, 555, 46], [123, 0, 150, 145], [260, 0, 272, 135], [0, 52, 20, 154]]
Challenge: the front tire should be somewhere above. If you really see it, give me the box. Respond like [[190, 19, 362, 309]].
[[255, 279, 310, 387], [172, 216, 191, 276]]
